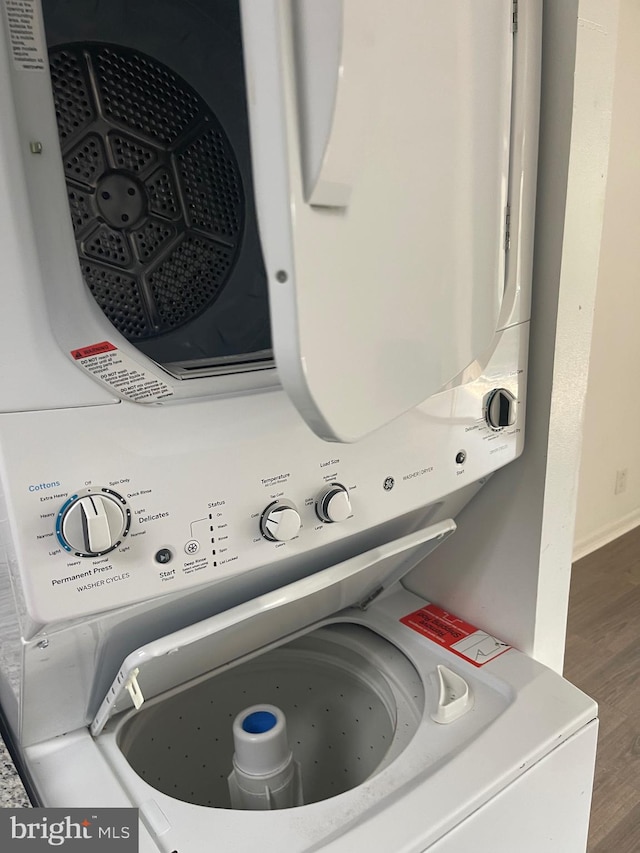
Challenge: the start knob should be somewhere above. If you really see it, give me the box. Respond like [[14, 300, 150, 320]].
[[56, 488, 131, 557], [316, 483, 352, 524]]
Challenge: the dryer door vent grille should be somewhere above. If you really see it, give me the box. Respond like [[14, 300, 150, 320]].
[[49, 43, 245, 341]]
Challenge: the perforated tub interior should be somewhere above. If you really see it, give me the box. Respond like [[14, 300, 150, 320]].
[[116, 624, 425, 809]]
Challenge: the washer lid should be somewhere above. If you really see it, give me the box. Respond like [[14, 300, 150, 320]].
[[91, 518, 455, 736], [242, 0, 515, 441]]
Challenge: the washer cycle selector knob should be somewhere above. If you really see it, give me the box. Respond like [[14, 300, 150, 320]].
[[56, 488, 131, 557], [260, 500, 301, 542], [485, 389, 517, 430], [316, 483, 352, 523]]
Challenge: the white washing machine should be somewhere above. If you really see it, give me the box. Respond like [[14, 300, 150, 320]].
[[0, 1, 597, 851]]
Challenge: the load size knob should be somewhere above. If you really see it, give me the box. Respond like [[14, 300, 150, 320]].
[[56, 488, 131, 557], [260, 500, 301, 542], [316, 483, 352, 524]]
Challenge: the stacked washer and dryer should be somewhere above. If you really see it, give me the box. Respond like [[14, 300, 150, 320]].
[[0, 1, 597, 851]]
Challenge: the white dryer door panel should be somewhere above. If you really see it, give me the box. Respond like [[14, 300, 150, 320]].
[[242, 0, 514, 441]]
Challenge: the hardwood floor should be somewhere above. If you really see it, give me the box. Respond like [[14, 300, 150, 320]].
[[564, 524, 640, 852]]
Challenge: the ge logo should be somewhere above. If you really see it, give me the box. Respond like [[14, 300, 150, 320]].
[[383, 477, 395, 491]]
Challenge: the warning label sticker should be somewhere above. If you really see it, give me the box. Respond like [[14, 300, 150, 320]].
[[71, 342, 174, 403], [400, 603, 511, 667], [3, 0, 46, 72]]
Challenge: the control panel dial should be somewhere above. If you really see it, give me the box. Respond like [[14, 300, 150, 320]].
[[316, 483, 352, 523], [260, 500, 301, 542], [485, 389, 517, 430], [56, 488, 131, 557]]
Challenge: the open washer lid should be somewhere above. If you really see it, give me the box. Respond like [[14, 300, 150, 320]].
[[91, 518, 455, 736], [242, 0, 515, 441]]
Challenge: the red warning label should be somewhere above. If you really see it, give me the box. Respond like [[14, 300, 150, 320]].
[[400, 603, 511, 667], [71, 341, 117, 360], [69, 341, 173, 402]]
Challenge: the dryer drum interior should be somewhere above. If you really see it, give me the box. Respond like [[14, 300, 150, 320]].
[[42, 0, 272, 374]]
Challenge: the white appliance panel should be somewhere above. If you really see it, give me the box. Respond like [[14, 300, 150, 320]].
[[0, 325, 526, 628], [243, 0, 515, 440], [0, 5, 117, 413], [426, 724, 597, 852]]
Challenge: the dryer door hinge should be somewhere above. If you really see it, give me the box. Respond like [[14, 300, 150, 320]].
[[504, 204, 511, 252], [511, 0, 518, 33]]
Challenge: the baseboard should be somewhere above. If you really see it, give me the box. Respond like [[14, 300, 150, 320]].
[[573, 509, 640, 562]]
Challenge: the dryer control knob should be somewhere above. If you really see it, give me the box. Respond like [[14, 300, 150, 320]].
[[260, 501, 301, 542], [316, 483, 352, 523], [56, 489, 131, 557], [485, 388, 517, 430]]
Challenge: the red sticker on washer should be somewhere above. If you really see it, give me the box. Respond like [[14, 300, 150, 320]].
[[71, 341, 117, 359], [70, 341, 174, 402], [400, 603, 511, 667]]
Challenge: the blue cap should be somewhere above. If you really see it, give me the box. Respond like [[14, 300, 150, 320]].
[[242, 710, 277, 734]]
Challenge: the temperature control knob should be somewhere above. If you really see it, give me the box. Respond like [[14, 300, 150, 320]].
[[485, 389, 517, 430], [56, 488, 131, 557], [316, 483, 352, 523], [260, 500, 301, 542]]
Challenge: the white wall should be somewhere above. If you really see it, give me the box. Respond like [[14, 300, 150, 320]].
[[574, 0, 640, 559], [405, 0, 619, 673]]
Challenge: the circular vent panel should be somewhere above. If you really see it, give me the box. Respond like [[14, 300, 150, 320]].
[[49, 43, 245, 342]]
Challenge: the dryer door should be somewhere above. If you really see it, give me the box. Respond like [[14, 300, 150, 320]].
[[242, 0, 515, 442]]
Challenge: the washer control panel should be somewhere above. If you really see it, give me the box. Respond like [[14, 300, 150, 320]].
[[0, 326, 527, 627]]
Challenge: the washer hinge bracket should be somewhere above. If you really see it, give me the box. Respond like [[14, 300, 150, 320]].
[[357, 586, 385, 610], [504, 204, 511, 252], [124, 668, 144, 710]]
